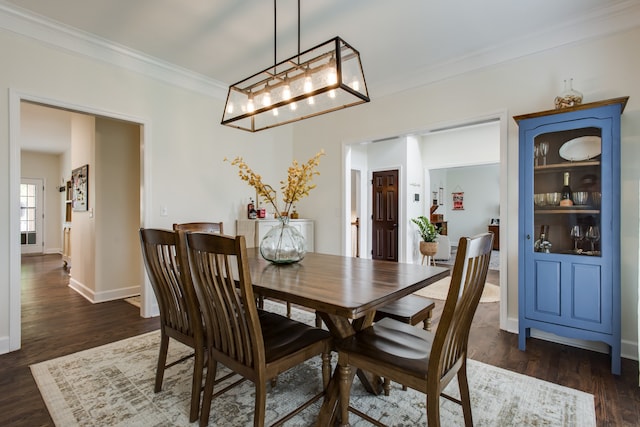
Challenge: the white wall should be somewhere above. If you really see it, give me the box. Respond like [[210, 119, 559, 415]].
[[442, 164, 500, 245], [95, 118, 141, 300], [292, 27, 640, 360], [406, 135, 426, 264], [422, 121, 500, 169]]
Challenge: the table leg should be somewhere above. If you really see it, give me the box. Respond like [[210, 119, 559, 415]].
[[316, 311, 382, 425]]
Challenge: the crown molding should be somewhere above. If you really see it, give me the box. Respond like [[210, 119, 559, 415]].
[[374, 0, 640, 98], [0, 2, 228, 99]]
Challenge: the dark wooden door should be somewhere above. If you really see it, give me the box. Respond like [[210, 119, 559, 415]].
[[371, 169, 399, 261]]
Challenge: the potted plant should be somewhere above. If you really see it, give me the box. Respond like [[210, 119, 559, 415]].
[[411, 215, 439, 260]]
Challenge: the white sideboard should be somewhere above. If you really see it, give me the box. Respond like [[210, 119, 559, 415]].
[[236, 219, 314, 252]]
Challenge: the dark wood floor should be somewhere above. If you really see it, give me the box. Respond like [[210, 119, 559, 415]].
[[0, 254, 638, 426], [0, 254, 159, 426]]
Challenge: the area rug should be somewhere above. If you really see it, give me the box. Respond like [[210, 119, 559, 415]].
[[414, 277, 500, 303], [31, 302, 594, 426]]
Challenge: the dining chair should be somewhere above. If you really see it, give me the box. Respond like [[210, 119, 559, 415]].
[[336, 232, 494, 427], [139, 228, 205, 423], [373, 294, 436, 394], [181, 231, 333, 427], [173, 221, 224, 234]]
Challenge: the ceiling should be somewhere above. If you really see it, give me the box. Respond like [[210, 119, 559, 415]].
[[8, 0, 639, 152]]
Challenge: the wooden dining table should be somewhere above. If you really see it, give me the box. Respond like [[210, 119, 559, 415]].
[[246, 248, 450, 425]]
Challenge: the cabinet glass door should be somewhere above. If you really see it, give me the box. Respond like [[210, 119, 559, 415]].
[[532, 127, 602, 256]]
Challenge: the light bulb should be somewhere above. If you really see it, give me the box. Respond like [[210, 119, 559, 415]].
[[262, 90, 271, 107], [226, 103, 234, 114], [247, 96, 255, 113], [329, 89, 336, 99], [351, 81, 360, 91], [304, 75, 313, 93], [290, 101, 297, 111], [282, 83, 291, 100], [307, 96, 315, 105], [272, 107, 279, 116]]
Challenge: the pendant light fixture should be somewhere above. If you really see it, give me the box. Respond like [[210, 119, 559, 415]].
[[221, 0, 369, 132]]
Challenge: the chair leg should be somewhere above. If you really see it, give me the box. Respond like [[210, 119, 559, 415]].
[[338, 360, 352, 427], [423, 310, 433, 331], [382, 378, 391, 396], [189, 348, 205, 422], [426, 389, 441, 427], [154, 333, 170, 392], [322, 351, 331, 390], [199, 359, 218, 427], [457, 365, 474, 427], [254, 381, 267, 427], [315, 312, 323, 328]]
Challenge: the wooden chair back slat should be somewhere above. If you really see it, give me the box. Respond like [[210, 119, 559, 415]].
[[173, 222, 224, 234]]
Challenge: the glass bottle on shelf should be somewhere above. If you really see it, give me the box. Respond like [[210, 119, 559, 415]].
[[534, 225, 551, 253], [560, 172, 573, 206], [248, 197, 257, 219]]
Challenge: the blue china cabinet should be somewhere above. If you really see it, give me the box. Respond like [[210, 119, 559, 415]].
[[515, 97, 628, 375]]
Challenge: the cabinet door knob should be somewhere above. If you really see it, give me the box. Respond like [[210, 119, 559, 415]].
[[526, 234, 531, 240]]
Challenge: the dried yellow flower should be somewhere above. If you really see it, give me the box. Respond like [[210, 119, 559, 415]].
[[226, 150, 325, 218]]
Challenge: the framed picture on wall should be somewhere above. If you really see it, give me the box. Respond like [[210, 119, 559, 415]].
[[452, 191, 464, 210], [72, 164, 88, 212]]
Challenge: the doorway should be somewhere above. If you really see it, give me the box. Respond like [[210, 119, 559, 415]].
[[8, 91, 150, 352], [342, 115, 508, 330]]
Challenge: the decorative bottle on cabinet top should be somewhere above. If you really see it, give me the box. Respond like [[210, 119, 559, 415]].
[[555, 78, 583, 109]]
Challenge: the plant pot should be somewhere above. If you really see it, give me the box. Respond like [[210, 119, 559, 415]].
[[419, 241, 438, 257]]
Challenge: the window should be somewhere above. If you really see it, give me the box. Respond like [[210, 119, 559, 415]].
[[20, 183, 37, 245]]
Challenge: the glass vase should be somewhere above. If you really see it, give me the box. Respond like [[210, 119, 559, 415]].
[[259, 216, 306, 264]]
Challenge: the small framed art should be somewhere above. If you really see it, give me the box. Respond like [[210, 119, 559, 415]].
[[72, 164, 89, 212]]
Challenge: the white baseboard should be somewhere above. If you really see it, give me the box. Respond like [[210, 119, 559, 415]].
[[505, 316, 638, 361], [0, 335, 9, 355], [68, 279, 141, 303]]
